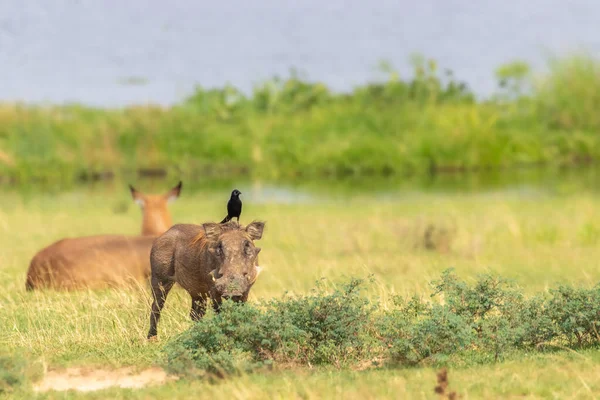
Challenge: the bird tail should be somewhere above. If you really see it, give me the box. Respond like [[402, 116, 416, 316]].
[[220, 215, 231, 224]]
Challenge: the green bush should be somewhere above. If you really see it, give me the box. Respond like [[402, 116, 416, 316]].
[[546, 285, 600, 346], [162, 269, 600, 378], [162, 278, 377, 378]]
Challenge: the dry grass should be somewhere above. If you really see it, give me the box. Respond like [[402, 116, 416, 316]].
[[2, 185, 600, 397]]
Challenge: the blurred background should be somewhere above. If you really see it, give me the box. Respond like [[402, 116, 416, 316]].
[[0, 0, 599, 196], [2, 0, 599, 105]]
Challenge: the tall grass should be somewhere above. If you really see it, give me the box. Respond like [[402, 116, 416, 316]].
[[4, 189, 600, 397], [1, 55, 600, 185], [534, 55, 600, 131]]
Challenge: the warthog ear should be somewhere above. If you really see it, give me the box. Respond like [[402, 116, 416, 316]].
[[245, 221, 265, 241], [165, 181, 182, 203], [203, 222, 222, 241], [129, 185, 145, 207]]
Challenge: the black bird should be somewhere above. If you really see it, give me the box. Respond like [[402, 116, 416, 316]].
[[220, 189, 242, 223]]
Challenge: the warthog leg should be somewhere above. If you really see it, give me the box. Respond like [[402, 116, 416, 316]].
[[211, 297, 223, 313], [190, 296, 207, 321], [147, 277, 174, 339]]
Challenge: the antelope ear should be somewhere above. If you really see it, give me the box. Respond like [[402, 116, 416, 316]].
[[165, 181, 182, 203], [245, 221, 265, 241], [202, 223, 222, 241], [129, 185, 145, 207]]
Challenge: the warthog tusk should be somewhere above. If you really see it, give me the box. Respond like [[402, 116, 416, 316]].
[[249, 265, 265, 284]]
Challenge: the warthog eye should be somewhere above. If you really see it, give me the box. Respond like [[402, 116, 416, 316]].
[[215, 242, 224, 257], [244, 241, 253, 255]]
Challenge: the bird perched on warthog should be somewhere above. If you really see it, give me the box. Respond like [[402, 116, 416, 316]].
[[220, 189, 242, 223], [147, 220, 265, 339]]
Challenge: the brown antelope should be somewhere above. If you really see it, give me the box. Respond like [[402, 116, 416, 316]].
[[25, 182, 182, 291]]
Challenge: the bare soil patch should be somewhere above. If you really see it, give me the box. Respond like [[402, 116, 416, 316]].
[[34, 366, 177, 392]]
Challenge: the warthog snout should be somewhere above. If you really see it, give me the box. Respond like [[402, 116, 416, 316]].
[[213, 266, 262, 302], [222, 294, 244, 302]]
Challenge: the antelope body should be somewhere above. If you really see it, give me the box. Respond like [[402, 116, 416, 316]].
[[25, 182, 182, 291]]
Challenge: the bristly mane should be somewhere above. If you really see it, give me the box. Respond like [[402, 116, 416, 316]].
[[220, 221, 242, 231], [190, 221, 243, 248]]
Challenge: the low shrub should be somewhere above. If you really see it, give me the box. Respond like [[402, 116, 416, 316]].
[[162, 269, 600, 378], [162, 278, 378, 378]]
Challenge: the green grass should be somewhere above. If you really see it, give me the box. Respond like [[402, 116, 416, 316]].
[[29, 352, 600, 399], [25, 353, 600, 399], [2, 54, 600, 185], [3, 184, 600, 397]]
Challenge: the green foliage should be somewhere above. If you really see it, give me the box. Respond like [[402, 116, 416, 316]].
[[162, 278, 377, 378], [495, 60, 531, 98], [379, 296, 475, 365], [534, 54, 600, 130], [163, 270, 600, 379], [0, 352, 32, 395], [252, 73, 332, 114], [3, 55, 600, 185], [357, 56, 474, 106], [379, 271, 526, 365], [546, 285, 600, 346]]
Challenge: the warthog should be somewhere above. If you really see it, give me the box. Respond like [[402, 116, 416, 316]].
[[147, 220, 265, 339]]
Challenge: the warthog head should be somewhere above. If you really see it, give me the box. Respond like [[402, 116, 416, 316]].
[[203, 220, 265, 302]]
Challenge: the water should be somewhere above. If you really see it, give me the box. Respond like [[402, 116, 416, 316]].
[[4, 165, 600, 206], [1, 0, 599, 107]]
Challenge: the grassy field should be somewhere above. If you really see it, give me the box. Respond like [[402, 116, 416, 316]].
[[2, 181, 600, 398], [2, 55, 600, 185]]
